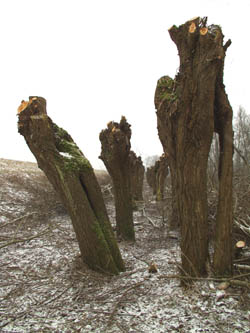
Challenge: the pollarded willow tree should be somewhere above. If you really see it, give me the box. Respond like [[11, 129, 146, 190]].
[[146, 165, 157, 195], [99, 117, 135, 241], [129, 151, 145, 202], [155, 154, 169, 201], [146, 154, 169, 201], [17, 97, 125, 275], [155, 17, 233, 277]]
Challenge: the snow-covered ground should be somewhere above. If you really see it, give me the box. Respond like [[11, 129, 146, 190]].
[[0, 158, 249, 332]]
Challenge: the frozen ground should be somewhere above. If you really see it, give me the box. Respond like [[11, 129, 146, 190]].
[[0, 158, 249, 332]]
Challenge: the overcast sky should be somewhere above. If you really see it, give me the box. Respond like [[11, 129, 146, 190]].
[[1, 0, 249, 169]]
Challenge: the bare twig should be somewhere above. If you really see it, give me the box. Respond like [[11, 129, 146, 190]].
[[234, 146, 249, 168], [0, 311, 28, 329], [0, 212, 38, 229], [142, 208, 157, 228], [234, 219, 250, 236], [158, 272, 250, 285], [41, 286, 72, 306], [229, 279, 250, 289], [132, 253, 150, 266], [231, 272, 250, 280], [234, 264, 250, 271], [234, 256, 250, 263], [106, 278, 149, 328], [0, 226, 51, 249]]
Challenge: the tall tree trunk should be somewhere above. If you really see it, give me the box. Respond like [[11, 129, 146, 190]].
[[155, 154, 169, 201], [99, 117, 135, 241], [17, 97, 125, 274], [213, 75, 233, 275], [146, 165, 157, 195], [129, 151, 145, 202], [169, 165, 179, 229], [155, 17, 233, 277]]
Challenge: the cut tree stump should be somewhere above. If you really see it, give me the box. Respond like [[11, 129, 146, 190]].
[[234, 240, 246, 259], [99, 117, 135, 241], [129, 151, 145, 203], [145, 155, 169, 201], [18, 97, 125, 274], [155, 17, 233, 277], [155, 154, 169, 201], [146, 165, 157, 196]]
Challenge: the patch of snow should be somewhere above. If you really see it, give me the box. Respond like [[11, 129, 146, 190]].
[[60, 152, 73, 159]]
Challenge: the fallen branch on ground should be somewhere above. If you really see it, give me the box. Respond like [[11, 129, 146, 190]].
[[0, 226, 51, 249], [0, 212, 38, 229], [142, 208, 157, 228], [106, 278, 149, 328], [234, 219, 250, 236], [234, 264, 250, 271], [229, 280, 250, 289], [158, 273, 250, 288]]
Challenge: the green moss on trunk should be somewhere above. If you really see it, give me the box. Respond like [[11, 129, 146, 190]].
[[17, 97, 125, 275]]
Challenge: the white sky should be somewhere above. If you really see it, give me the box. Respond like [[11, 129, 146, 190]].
[[1, 0, 249, 169]]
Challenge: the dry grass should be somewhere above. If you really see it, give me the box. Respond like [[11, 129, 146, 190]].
[[0, 158, 65, 219], [0, 158, 111, 220]]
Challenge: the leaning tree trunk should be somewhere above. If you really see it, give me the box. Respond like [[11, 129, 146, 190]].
[[99, 117, 135, 241], [17, 97, 125, 274], [129, 151, 145, 202], [155, 17, 233, 277]]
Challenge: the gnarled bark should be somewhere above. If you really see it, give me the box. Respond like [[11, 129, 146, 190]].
[[155, 17, 233, 277], [18, 97, 125, 274], [99, 117, 135, 241]]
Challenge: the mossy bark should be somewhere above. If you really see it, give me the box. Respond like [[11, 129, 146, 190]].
[[155, 17, 233, 277], [18, 97, 125, 274], [99, 117, 135, 241]]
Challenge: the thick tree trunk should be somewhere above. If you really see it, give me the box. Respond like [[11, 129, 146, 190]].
[[155, 154, 169, 201], [17, 97, 125, 274], [129, 151, 145, 202], [146, 166, 157, 195], [155, 17, 233, 277], [99, 117, 135, 241], [169, 166, 179, 229]]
